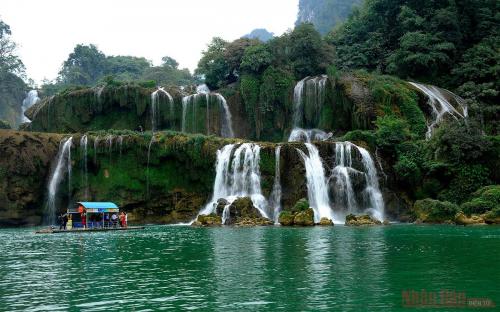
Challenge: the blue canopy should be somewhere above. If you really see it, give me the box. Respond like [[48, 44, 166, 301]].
[[78, 202, 119, 209], [71, 202, 120, 213]]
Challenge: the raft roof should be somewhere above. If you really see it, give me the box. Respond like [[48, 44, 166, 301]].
[[77, 202, 119, 209]]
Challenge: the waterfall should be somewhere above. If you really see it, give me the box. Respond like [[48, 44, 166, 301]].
[[292, 75, 328, 128], [146, 136, 155, 199], [45, 137, 73, 225], [200, 143, 269, 219], [151, 87, 174, 132], [330, 142, 358, 216], [106, 135, 113, 161], [95, 86, 104, 102], [182, 92, 234, 138], [296, 143, 334, 223], [118, 135, 124, 157], [329, 142, 385, 221], [93, 136, 99, 164], [409, 82, 468, 139], [357, 146, 385, 221], [214, 93, 234, 138], [269, 146, 282, 223], [80, 135, 89, 200], [288, 128, 332, 143], [196, 84, 210, 94], [21, 90, 40, 123]]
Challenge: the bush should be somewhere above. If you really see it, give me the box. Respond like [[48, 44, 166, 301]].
[[375, 115, 411, 153], [292, 198, 310, 212], [461, 185, 500, 215], [413, 198, 459, 223]]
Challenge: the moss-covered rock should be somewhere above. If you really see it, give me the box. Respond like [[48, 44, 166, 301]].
[[193, 214, 222, 226], [278, 211, 295, 226], [319, 217, 334, 226], [413, 199, 460, 223], [0, 120, 11, 129], [345, 214, 382, 226], [484, 208, 500, 224], [454, 212, 485, 226], [292, 198, 309, 212], [293, 208, 315, 226]]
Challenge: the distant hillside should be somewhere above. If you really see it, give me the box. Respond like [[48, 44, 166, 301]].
[[243, 28, 274, 42], [296, 0, 363, 35]]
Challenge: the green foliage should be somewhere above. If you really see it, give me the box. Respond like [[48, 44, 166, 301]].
[[375, 116, 411, 152], [224, 38, 259, 79], [292, 198, 310, 212], [59, 44, 106, 85], [289, 23, 332, 78], [296, 0, 363, 35], [413, 198, 459, 223], [0, 119, 11, 129], [0, 19, 25, 76], [461, 185, 500, 215], [439, 165, 492, 204], [195, 37, 229, 90], [342, 130, 377, 149], [241, 44, 273, 74], [240, 74, 260, 131]]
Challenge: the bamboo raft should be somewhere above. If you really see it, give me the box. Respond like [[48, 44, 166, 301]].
[[36, 226, 145, 234]]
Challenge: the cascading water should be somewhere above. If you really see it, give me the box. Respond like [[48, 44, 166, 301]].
[[199, 143, 269, 220], [146, 136, 155, 199], [214, 93, 234, 138], [296, 143, 335, 223], [118, 135, 124, 157], [329, 142, 385, 221], [269, 146, 282, 223], [181, 92, 234, 138], [80, 135, 89, 200], [45, 137, 73, 225], [409, 82, 468, 139], [292, 75, 328, 128], [288, 128, 332, 143], [151, 87, 174, 132], [93, 136, 99, 164], [21, 90, 40, 123], [106, 135, 113, 161]]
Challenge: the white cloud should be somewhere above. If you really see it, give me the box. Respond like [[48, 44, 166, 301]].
[[0, 0, 299, 84]]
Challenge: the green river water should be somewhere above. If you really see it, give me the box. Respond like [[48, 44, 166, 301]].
[[0, 225, 498, 311]]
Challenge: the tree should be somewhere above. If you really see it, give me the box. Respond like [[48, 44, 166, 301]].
[[161, 56, 179, 69], [0, 19, 24, 75], [59, 44, 106, 85], [224, 38, 259, 80], [195, 37, 229, 89], [240, 44, 273, 74], [104, 55, 150, 81], [290, 23, 332, 78]]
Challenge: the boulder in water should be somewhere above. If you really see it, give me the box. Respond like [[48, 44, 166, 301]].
[[193, 214, 222, 226], [235, 217, 274, 226], [278, 211, 295, 226], [345, 214, 382, 226], [292, 198, 310, 213], [484, 209, 500, 224], [293, 208, 315, 226], [454, 212, 485, 225], [319, 217, 334, 226]]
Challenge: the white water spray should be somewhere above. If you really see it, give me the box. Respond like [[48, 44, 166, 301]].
[[409, 82, 468, 139], [200, 143, 269, 219], [80, 135, 89, 200], [21, 90, 40, 123], [46, 137, 73, 225], [151, 87, 174, 132], [269, 146, 282, 223]]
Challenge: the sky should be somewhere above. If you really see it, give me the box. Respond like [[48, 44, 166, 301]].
[[0, 0, 299, 85]]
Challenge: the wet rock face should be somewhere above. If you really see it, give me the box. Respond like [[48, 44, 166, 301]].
[[345, 214, 382, 226], [215, 197, 272, 226], [0, 130, 63, 226], [193, 214, 222, 226]]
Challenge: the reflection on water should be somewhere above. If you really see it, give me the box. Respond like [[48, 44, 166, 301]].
[[0, 225, 499, 311]]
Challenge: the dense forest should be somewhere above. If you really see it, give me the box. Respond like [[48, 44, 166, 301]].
[[296, 0, 363, 35], [0, 19, 27, 128]]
